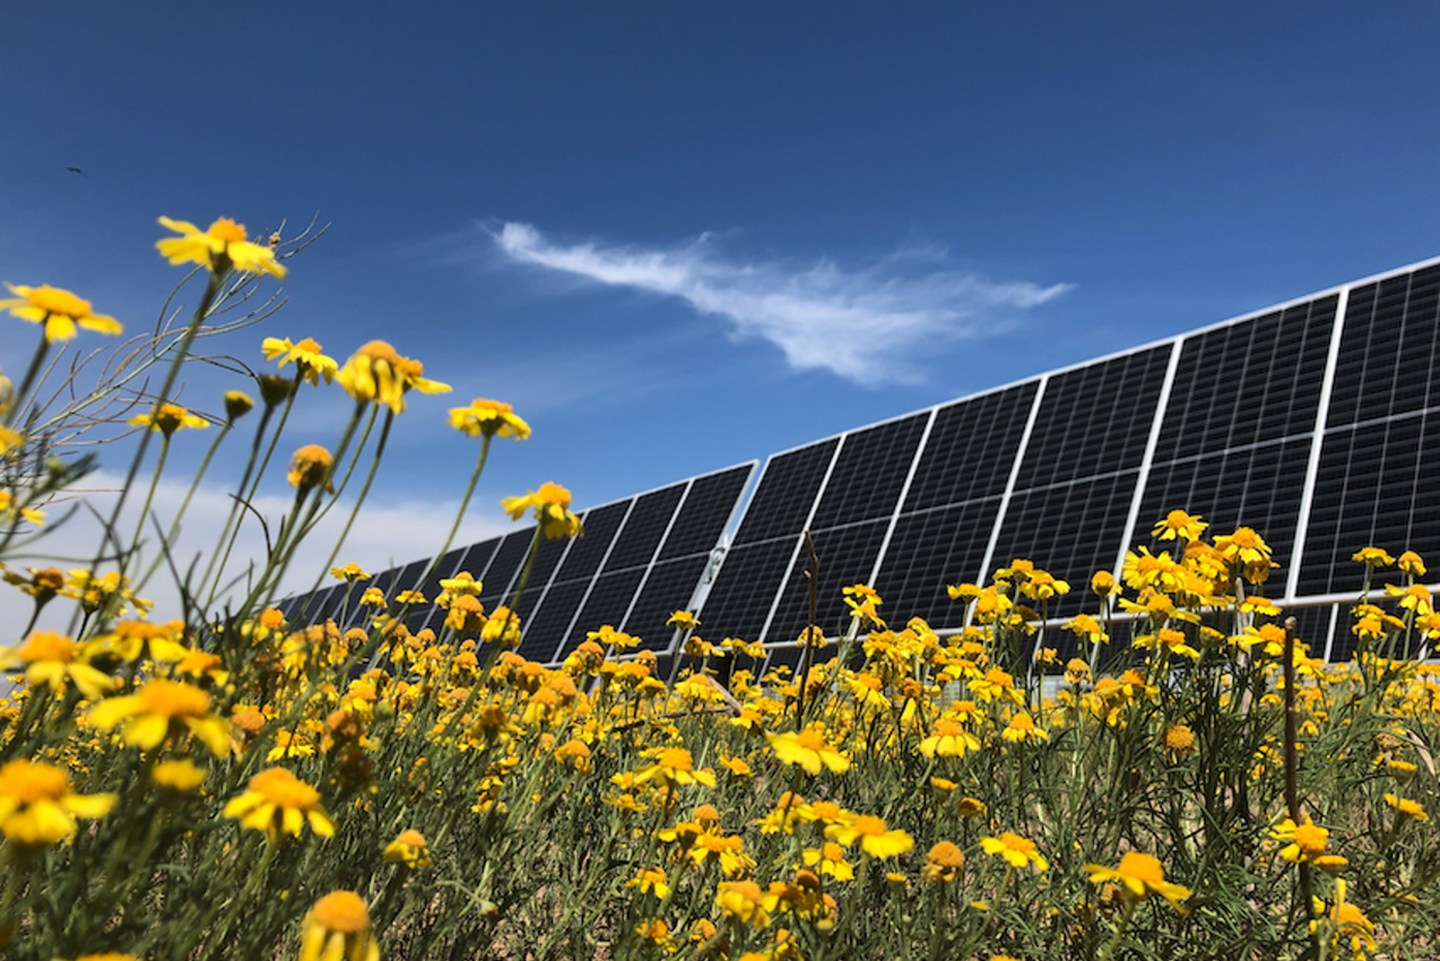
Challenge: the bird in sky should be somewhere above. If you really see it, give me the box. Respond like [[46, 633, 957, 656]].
[[66, 166, 86, 177]]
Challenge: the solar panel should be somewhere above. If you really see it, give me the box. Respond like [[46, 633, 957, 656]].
[[658, 466, 753, 560], [602, 485, 686, 572], [693, 537, 801, 642], [765, 520, 892, 643], [1137, 438, 1313, 586], [517, 579, 592, 662], [1327, 267, 1440, 428], [873, 498, 1003, 629], [904, 384, 1040, 513], [475, 530, 536, 608], [1298, 413, 1440, 595], [809, 415, 928, 530], [627, 555, 712, 651], [733, 440, 839, 545], [269, 257, 1440, 666], [572, 568, 648, 640], [1153, 297, 1336, 463], [1014, 347, 1170, 490], [990, 473, 1140, 620]]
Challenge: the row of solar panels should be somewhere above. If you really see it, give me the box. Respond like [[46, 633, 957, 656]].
[[281, 258, 1440, 667]]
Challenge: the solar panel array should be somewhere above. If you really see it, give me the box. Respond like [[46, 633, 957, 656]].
[[695, 259, 1440, 663], [279, 463, 755, 665], [280, 257, 1440, 666]]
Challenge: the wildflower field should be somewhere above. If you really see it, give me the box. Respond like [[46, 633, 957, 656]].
[[3, 219, 1440, 961]]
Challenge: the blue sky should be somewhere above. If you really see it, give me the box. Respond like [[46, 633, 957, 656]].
[[5, 2, 1440, 594]]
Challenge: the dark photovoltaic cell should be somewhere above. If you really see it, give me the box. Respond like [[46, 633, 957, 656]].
[[571, 568, 648, 640], [765, 520, 892, 642], [457, 537, 503, 583], [1015, 347, 1171, 490], [628, 555, 712, 650], [602, 485, 686, 572], [390, 559, 429, 598], [733, 440, 839, 545], [476, 530, 537, 606], [1154, 298, 1337, 463], [1137, 438, 1312, 585], [695, 537, 802, 642], [507, 536, 574, 618], [658, 466, 753, 560], [874, 498, 1004, 630], [519, 579, 593, 661], [1288, 605, 1339, 660], [903, 384, 1039, 513], [809, 415, 928, 530], [1328, 266, 1440, 428], [553, 502, 629, 583], [991, 473, 1141, 619], [1298, 414, 1440, 595]]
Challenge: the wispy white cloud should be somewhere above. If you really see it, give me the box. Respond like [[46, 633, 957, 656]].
[[491, 222, 1072, 386]]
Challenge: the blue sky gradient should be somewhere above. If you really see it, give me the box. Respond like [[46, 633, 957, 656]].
[[5, 2, 1440, 589]]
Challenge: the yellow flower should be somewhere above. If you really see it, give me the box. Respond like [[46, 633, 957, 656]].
[[1384, 792, 1429, 822], [1398, 550, 1427, 578], [1352, 547, 1396, 568], [715, 880, 770, 928], [87, 679, 233, 757], [979, 832, 1048, 872], [156, 216, 286, 278], [331, 563, 371, 582], [922, 840, 965, 883], [1085, 852, 1190, 911], [0, 283, 122, 342], [223, 767, 335, 841], [825, 813, 914, 859], [626, 866, 672, 900], [667, 610, 699, 631], [633, 747, 717, 790], [2, 630, 113, 700], [263, 336, 338, 385], [336, 339, 450, 413], [802, 841, 855, 881], [383, 829, 431, 867], [1214, 527, 1278, 582], [448, 398, 532, 440], [1270, 816, 1339, 866], [1152, 509, 1208, 542], [1311, 879, 1376, 960], [1001, 711, 1048, 744], [299, 891, 378, 961], [224, 389, 255, 421], [500, 482, 584, 540], [0, 758, 116, 845], [151, 759, 207, 793], [0, 489, 45, 526], [918, 718, 980, 758], [129, 403, 209, 436], [1090, 570, 1119, 597], [1163, 724, 1197, 758], [766, 727, 850, 775], [289, 444, 336, 493]]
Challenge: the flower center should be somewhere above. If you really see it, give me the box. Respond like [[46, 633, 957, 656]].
[[1, 759, 70, 803], [311, 890, 371, 933]]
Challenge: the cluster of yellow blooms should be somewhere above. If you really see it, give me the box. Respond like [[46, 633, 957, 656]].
[[3, 219, 1436, 960]]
